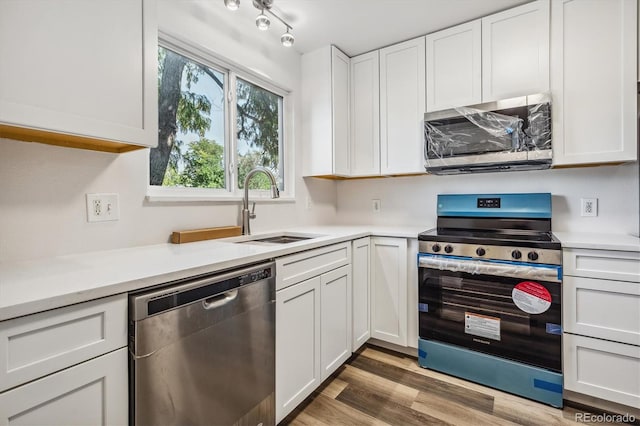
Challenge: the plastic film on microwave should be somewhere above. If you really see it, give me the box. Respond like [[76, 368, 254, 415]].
[[423, 107, 525, 164], [524, 102, 551, 151]]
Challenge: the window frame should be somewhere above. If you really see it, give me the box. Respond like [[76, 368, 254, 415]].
[[147, 33, 293, 202]]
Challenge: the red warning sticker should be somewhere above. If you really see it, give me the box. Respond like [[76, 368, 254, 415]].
[[512, 281, 551, 314]]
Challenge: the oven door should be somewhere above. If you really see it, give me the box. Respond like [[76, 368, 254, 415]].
[[418, 253, 562, 372]]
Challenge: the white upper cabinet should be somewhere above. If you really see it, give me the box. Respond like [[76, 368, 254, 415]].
[[379, 37, 426, 174], [426, 20, 482, 112], [302, 46, 350, 176], [482, 0, 550, 102], [0, 0, 157, 152], [551, 0, 638, 166], [350, 51, 380, 176]]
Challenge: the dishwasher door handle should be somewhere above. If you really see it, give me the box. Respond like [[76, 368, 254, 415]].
[[202, 289, 239, 310]]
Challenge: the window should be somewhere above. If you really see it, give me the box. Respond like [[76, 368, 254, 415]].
[[150, 45, 287, 198]]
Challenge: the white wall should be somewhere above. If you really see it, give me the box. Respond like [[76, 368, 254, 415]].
[[0, 1, 337, 263], [335, 163, 640, 235]]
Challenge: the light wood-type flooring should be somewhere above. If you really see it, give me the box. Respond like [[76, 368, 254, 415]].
[[282, 345, 632, 426]]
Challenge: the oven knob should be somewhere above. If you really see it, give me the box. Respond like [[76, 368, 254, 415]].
[[528, 251, 539, 261], [432, 244, 441, 253], [476, 248, 485, 256], [511, 250, 522, 260], [444, 245, 453, 254]]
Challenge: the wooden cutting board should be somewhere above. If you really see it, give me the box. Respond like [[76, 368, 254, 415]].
[[171, 226, 242, 244]]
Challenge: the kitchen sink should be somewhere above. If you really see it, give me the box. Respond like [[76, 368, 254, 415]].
[[232, 233, 324, 245]]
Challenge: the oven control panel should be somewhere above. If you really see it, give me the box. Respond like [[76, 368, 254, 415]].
[[418, 241, 561, 265]]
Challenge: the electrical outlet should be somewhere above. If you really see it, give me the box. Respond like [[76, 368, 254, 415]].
[[305, 196, 313, 210], [372, 199, 381, 213], [87, 193, 120, 222], [581, 198, 598, 217]]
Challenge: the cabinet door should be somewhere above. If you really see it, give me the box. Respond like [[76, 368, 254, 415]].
[[564, 333, 640, 409], [380, 37, 426, 175], [482, 0, 550, 101], [332, 46, 351, 176], [426, 20, 482, 111], [564, 276, 640, 346], [352, 237, 371, 351], [0, 0, 157, 148], [0, 348, 127, 425], [320, 265, 352, 381], [551, 0, 638, 166], [350, 52, 380, 176], [276, 276, 321, 423], [371, 237, 408, 346]]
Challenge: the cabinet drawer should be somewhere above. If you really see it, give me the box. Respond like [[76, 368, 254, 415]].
[[564, 276, 640, 346], [563, 249, 640, 282], [0, 348, 128, 425], [276, 242, 351, 291], [564, 333, 640, 409], [0, 294, 127, 392]]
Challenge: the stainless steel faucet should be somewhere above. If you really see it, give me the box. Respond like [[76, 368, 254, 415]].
[[242, 167, 280, 235]]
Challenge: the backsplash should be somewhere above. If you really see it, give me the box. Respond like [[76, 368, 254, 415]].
[[335, 163, 640, 236]]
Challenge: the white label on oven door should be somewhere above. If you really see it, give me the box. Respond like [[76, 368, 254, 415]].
[[512, 281, 552, 314], [465, 312, 501, 341]]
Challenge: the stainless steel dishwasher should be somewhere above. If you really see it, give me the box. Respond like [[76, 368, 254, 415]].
[[129, 261, 275, 426]]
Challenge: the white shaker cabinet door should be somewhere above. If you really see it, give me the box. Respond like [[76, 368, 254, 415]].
[[350, 52, 380, 176], [276, 276, 321, 423], [551, 0, 637, 166], [0, 348, 128, 426], [370, 237, 408, 346], [379, 37, 426, 175], [426, 20, 482, 112], [0, 0, 157, 148], [320, 265, 352, 381], [482, 0, 550, 102], [352, 237, 371, 351]]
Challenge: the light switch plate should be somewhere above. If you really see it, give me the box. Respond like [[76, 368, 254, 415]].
[[86, 193, 120, 222], [372, 199, 381, 213]]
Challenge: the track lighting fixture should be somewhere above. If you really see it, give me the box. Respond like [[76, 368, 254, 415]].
[[255, 10, 270, 31], [223, 0, 294, 47], [224, 0, 240, 11], [280, 28, 294, 47]]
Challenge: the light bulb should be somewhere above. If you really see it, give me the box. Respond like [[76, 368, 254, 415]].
[[224, 0, 239, 10], [281, 30, 294, 47], [255, 12, 270, 31]]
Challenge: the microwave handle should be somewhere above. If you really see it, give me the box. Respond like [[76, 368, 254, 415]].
[[418, 255, 561, 283]]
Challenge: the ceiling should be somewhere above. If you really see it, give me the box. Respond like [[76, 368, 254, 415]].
[[221, 0, 532, 56]]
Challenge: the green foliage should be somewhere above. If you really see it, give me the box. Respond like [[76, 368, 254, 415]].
[[164, 139, 225, 188], [154, 46, 284, 190], [236, 79, 281, 169], [238, 151, 275, 190]]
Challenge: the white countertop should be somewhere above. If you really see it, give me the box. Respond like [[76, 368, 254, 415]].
[[0, 225, 425, 322], [554, 231, 640, 252], [3, 225, 636, 322]]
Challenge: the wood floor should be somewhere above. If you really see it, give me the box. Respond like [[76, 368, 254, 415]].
[[282, 345, 626, 426]]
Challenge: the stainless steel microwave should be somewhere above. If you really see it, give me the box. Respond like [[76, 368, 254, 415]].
[[423, 93, 552, 174]]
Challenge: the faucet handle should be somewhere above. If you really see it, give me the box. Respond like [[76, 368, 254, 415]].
[[249, 202, 256, 219]]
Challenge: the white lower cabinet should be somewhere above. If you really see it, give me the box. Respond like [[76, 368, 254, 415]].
[[564, 334, 640, 409], [0, 348, 128, 425], [371, 237, 408, 346], [562, 247, 640, 410], [352, 237, 371, 351], [406, 239, 419, 349], [276, 276, 322, 423], [275, 243, 352, 423], [321, 265, 352, 380]]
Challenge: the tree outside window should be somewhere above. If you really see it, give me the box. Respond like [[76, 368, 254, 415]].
[[150, 46, 284, 192]]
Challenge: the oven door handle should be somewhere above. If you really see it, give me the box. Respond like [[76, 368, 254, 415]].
[[418, 255, 562, 283]]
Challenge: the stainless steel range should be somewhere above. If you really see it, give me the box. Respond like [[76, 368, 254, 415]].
[[417, 193, 563, 407]]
